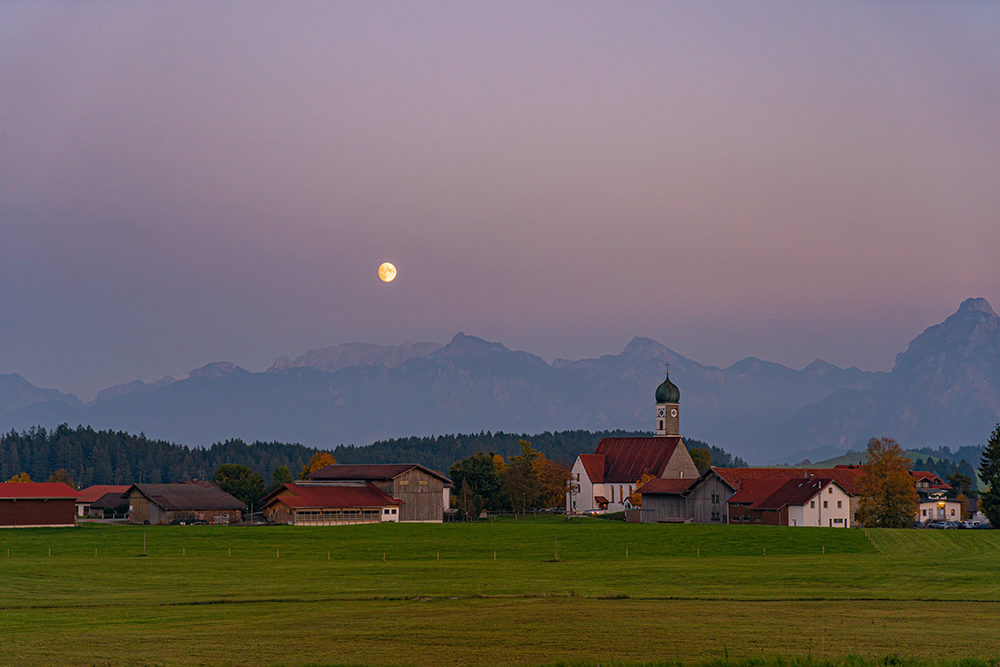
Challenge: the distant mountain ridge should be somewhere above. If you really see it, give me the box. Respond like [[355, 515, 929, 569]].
[[1, 299, 997, 463]]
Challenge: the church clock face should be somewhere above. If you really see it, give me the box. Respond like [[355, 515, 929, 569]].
[[657, 407, 665, 417], [670, 408, 678, 418]]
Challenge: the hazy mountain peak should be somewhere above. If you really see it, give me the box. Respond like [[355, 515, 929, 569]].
[[271, 341, 442, 374], [801, 359, 840, 377], [92, 376, 176, 404], [189, 362, 245, 379], [958, 297, 996, 316]]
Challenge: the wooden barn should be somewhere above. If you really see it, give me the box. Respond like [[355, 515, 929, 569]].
[[305, 464, 451, 522], [261, 482, 401, 525], [126, 483, 244, 525], [0, 482, 78, 528]]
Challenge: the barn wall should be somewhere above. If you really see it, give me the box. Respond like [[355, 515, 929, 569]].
[[0, 499, 75, 527], [393, 469, 444, 522]]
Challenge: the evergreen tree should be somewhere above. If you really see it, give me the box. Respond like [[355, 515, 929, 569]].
[[978, 425, 1000, 526]]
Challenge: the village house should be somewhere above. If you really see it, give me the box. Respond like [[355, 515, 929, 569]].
[[126, 482, 244, 525], [87, 491, 130, 518], [305, 464, 451, 523], [568, 371, 699, 513], [75, 485, 130, 517], [638, 466, 865, 524], [0, 482, 78, 528], [727, 477, 853, 527], [261, 482, 401, 525]]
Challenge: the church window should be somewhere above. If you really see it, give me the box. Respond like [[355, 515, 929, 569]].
[[619, 486, 624, 502], [610, 487, 614, 503]]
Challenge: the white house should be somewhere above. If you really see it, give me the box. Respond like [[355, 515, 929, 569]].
[[728, 476, 853, 527]]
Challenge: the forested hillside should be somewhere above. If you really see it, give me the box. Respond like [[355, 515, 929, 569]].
[[0, 425, 744, 487]]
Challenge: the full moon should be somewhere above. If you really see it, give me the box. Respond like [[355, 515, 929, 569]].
[[378, 262, 397, 283]]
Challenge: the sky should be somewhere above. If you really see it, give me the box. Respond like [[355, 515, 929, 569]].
[[1, 2, 999, 400]]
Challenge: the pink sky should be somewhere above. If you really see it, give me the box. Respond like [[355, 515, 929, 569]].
[[1, 2, 998, 398]]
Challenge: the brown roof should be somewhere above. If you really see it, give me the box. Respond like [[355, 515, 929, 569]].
[[0, 482, 79, 500], [127, 483, 244, 511], [578, 455, 605, 484], [306, 464, 451, 483], [711, 466, 864, 496], [89, 491, 129, 509], [592, 437, 683, 483], [636, 478, 697, 495], [727, 477, 790, 506], [77, 485, 130, 504], [263, 483, 400, 510]]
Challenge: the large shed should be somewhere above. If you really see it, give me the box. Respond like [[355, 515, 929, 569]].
[[261, 482, 401, 525], [306, 464, 451, 522], [75, 485, 130, 517], [126, 483, 244, 525], [0, 482, 78, 528]]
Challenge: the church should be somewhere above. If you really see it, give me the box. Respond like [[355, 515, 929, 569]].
[[567, 371, 699, 513]]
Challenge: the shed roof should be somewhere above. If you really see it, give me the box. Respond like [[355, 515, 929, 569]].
[[592, 437, 683, 483], [0, 482, 79, 500], [127, 483, 244, 511], [306, 464, 451, 484], [76, 485, 130, 504], [263, 483, 400, 509], [636, 478, 697, 495], [89, 491, 129, 509]]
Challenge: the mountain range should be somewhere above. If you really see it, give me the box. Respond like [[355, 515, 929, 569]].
[[1, 298, 997, 463]]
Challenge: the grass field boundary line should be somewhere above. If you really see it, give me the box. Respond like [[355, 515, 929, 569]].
[[2, 593, 996, 612]]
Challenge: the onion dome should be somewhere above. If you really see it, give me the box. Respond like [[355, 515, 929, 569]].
[[655, 371, 680, 404]]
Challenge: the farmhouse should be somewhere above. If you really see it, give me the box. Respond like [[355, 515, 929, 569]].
[[727, 477, 853, 527], [638, 466, 865, 524], [261, 482, 401, 525], [126, 482, 244, 525], [0, 482, 78, 528], [75, 485, 129, 517], [305, 464, 451, 522], [568, 371, 699, 513]]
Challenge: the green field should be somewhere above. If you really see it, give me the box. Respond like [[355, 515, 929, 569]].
[[0, 519, 997, 666]]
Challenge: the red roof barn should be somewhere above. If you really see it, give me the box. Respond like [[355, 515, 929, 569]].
[[0, 483, 78, 528]]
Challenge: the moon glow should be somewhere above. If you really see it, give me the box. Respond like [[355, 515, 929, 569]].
[[378, 262, 397, 283]]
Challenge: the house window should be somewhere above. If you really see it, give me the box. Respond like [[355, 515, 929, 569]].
[[810, 501, 815, 509], [922, 509, 927, 516], [391, 509, 397, 515], [384, 509, 390, 514], [823, 501, 828, 509], [837, 501, 842, 509], [951, 509, 956, 516], [828, 488, 833, 494]]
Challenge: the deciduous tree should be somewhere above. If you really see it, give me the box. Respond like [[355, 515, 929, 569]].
[[978, 425, 1000, 526], [856, 437, 919, 528], [213, 464, 264, 507], [689, 447, 711, 473], [532, 453, 571, 509], [299, 452, 336, 479], [6, 472, 31, 483], [48, 469, 76, 489], [449, 452, 503, 516]]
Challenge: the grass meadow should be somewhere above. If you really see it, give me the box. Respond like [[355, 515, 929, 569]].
[[0, 518, 998, 666]]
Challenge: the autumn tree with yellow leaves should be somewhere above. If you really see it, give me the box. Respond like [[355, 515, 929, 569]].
[[856, 437, 919, 528], [299, 452, 337, 478]]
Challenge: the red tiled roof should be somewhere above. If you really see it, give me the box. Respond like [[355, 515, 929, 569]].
[[637, 478, 697, 495], [265, 483, 400, 509], [711, 467, 865, 496], [578, 455, 605, 484], [727, 477, 789, 506], [0, 482, 79, 500], [593, 437, 682, 483], [76, 485, 130, 504], [306, 464, 451, 483]]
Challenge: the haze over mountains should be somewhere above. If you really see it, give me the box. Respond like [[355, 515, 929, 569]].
[[1, 299, 997, 463]]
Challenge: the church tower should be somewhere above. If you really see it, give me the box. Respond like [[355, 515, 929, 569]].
[[655, 370, 680, 436]]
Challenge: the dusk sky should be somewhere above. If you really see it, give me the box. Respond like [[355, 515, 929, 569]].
[[2, 2, 998, 400]]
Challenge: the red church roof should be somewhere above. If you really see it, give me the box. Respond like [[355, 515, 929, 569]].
[[592, 437, 683, 483], [578, 455, 606, 484]]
